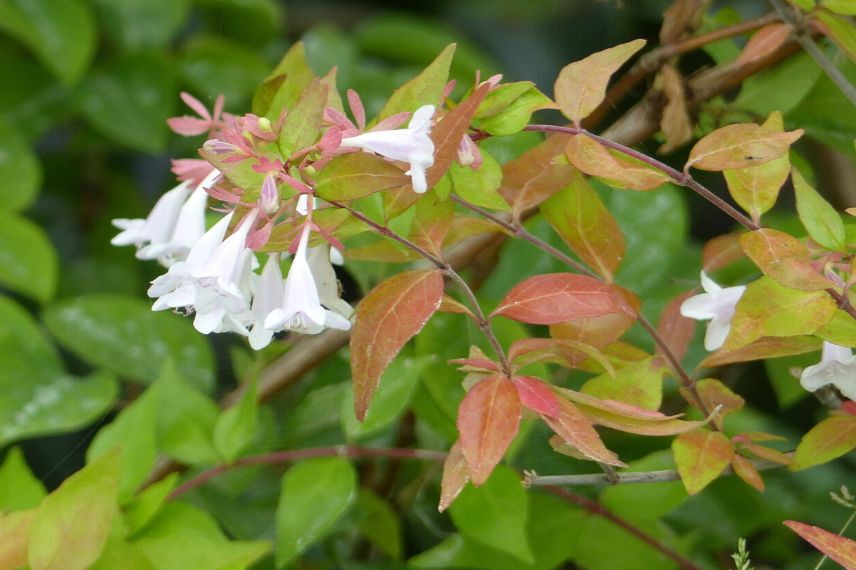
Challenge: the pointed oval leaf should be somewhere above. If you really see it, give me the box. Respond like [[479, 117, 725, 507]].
[[701, 335, 821, 367], [581, 357, 664, 411], [656, 291, 695, 367], [735, 23, 793, 66], [511, 375, 561, 417], [492, 273, 636, 325], [541, 169, 625, 280], [0, 212, 57, 303], [730, 454, 765, 492], [793, 168, 846, 252], [554, 39, 646, 126], [785, 520, 856, 568], [741, 228, 834, 290], [499, 134, 574, 213], [351, 269, 444, 420], [686, 123, 803, 171], [457, 375, 521, 485], [564, 134, 669, 190], [672, 430, 734, 495], [376, 44, 455, 121], [275, 457, 357, 567], [315, 152, 409, 201], [542, 397, 625, 466], [278, 78, 327, 158], [439, 440, 469, 512], [794, 414, 856, 470], [28, 449, 120, 570], [703, 231, 746, 272]]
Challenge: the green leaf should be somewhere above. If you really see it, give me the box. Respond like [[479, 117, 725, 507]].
[[0, 0, 95, 85], [315, 152, 409, 202], [180, 36, 270, 105], [28, 449, 120, 570], [152, 361, 220, 465], [376, 44, 456, 121], [276, 457, 357, 567], [86, 388, 158, 503], [88, 0, 189, 49], [0, 54, 67, 141], [133, 501, 270, 570], [449, 465, 533, 563], [0, 447, 46, 512], [581, 357, 664, 410], [823, 0, 856, 14], [0, 211, 57, 302], [672, 430, 734, 495], [278, 78, 327, 158], [816, 10, 856, 63], [794, 414, 856, 470], [449, 152, 510, 211], [0, 123, 41, 212], [792, 168, 846, 251], [573, 514, 677, 570], [213, 379, 258, 463], [259, 42, 316, 119], [473, 83, 555, 137], [122, 473, 179, 536], [78, 53, 176, 153], [735, 52, 822, 117], [341, 355, 427, 440], [89, 537, 156, 570], [725, 276, 837, 350], [43, 294, 215, 391], [355, 489, 402, 560], [788, 59, 856, 154]]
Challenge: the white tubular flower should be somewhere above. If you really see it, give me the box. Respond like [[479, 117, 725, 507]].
[[680, 271, 746, 351], [248, 254, 285, 350], [800, 341, 856, 400], [264, 227, 352, 335], [306, 244, 353, 326], [112, 181, 192, 250], [340, 104, 435, 193]]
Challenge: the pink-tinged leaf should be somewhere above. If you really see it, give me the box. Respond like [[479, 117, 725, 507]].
[[694, 378, 745, 416], [549, 302, 638, 349], [438, 295, 475, 318], [700, 335, 821, 368], [426, 82, 491, 188], [0, 509, 35, 570], [736, 23, 793, 66], [499, 135, 574, 214], [315, 152, 410, 201], [542, 397, 625, 466], [741, 229, 835, 291], [449, 357, 501, 374], [554, 39, 647, 126], [439, 440, 469, 512], [557, 386, 706, 436], [739, 441, 793, 466], [457, 375, 522, 485], [166, 116, 210, 136], [785, 521, 856, 569], [411, 191, 454, 258], [565, 134, 669, 190], [731, 454, 765, 492], [702, 231, 747, 272], [672, 430, 734, 495], [492, 273, 636, 325], [509, 337, 616, 377], [794, 414, 856, 470], [686, 123, 803, 172], [351, 270, 444, 420], [656, 291, 695, 367], [541, 168, 626, 280], [724, 277, 837, 350], [512, 375, 561, 417]]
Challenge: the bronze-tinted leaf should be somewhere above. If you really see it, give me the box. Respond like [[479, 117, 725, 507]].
[[730, 454, 765, 492], [785, 521, 856, 568], [554, 39, 647, 126], [351, 270, 444, 420], [565, 134, 669, 190], [457, 375, 521, 485], [658, 64, 693, 154], [499, 135, 574, 214], [700, 335, 821, 367], [794, 414, 856, 470], [492, 273, 636, 325], [735, 23, 793, 66], [542, 397, 625, 466], [741, 228, 834, 291], [316, 153, 409, 201], [672, 430, 734, 494], [511, 375, 561, 417], [438, 440, 469, 512], [702, 231, 746, 272], [686, 122, 803, 171], [541, 169, 625, 280], [656, 291, 695, 367]]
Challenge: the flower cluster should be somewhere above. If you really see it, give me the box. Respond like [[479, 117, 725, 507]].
[[112, 91, 438, 350]]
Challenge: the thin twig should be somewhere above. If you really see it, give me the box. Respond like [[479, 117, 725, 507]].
[[327, 198, 512, 377], [769, 0, 856, 109], [543, 485, 702, 570], [526, 457, 785, 487]]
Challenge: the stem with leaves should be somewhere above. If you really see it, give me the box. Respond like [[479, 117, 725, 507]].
[[325, 198, 512, 377]]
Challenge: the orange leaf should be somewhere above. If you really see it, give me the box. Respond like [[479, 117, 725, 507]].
[[541, 168, 626, 280], [699, 335, 821, 367], [542, 397, 625, 466], [785, 521, 856, 569], [730, 455, 765, 492], [686, 123, 803, 171], [411, 191, 454, 258], [794, 414, 856, 470], [499, 135, 574, 215], [735, 23, 793, 66], [658, 64, 693, 154], [656, 291, 695, 367], [512, 375, 561, 417], [554, 39, 647, 126], [492, 273, 636, 325], [426, 82, 491, 188], [672, 430, 734, 494], [702, 231, 746, 272], [438, 440, 469, 512], [741, 228, 834, 291], [565, 134, 669, 190], [351, 269, 444, 420], [438, 295, 475, 318], [457, 375, 522, 485]]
